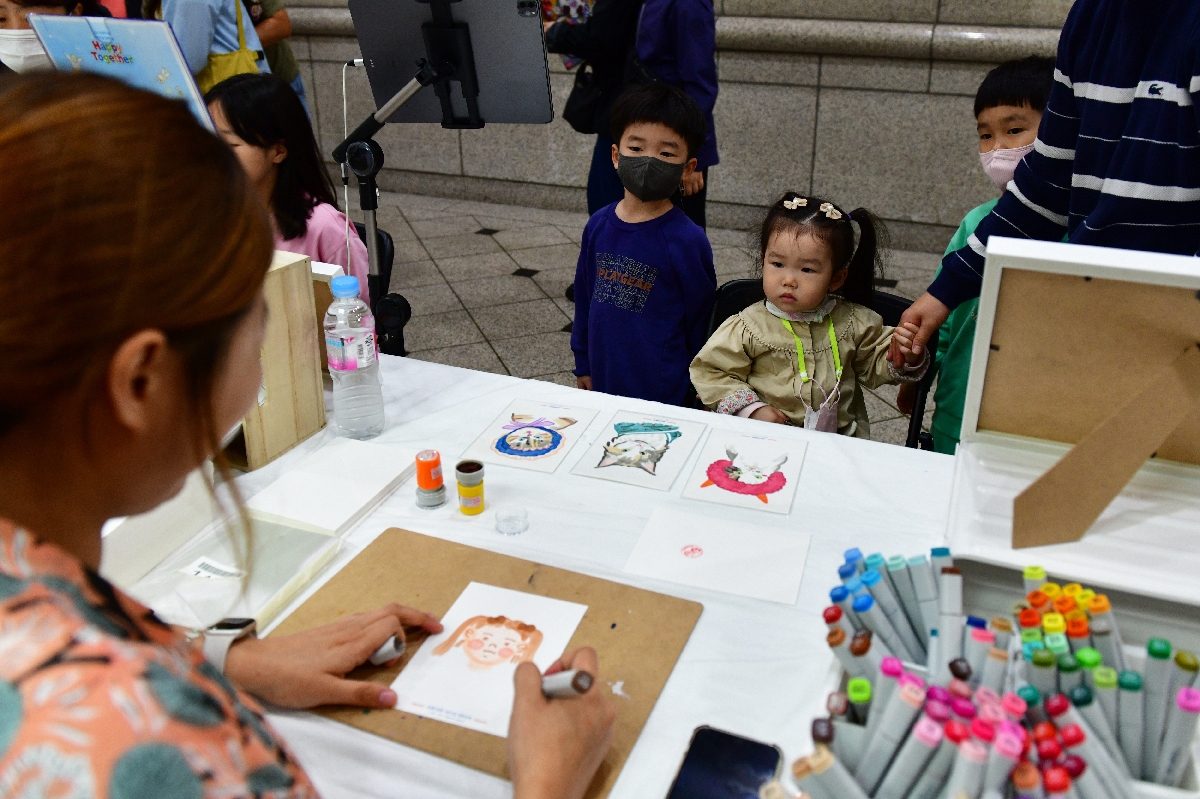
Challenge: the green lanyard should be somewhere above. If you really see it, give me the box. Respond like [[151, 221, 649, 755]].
[[781, 318, 842, 384]]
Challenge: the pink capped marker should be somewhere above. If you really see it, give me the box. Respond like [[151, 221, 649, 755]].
[[943, 739, 988, 798], [872, 715, 944, 799], [998, 719, 1025, 741], [863, 656, 906, 746], [978, 702, 1006, 725], [965, 627, 996, 684], [973, 686, 1001, 707], [970, 717, 995, 743], [924, 699, 952, 724], [949, 678, 973, 699], [982, 731, 1024, 794], [898, 672, 926, 691], [950, 696, 977, 720], [1155, 686, 1200, 786], [1001, 691, 1028, 721], [926, 685, 951, 705]]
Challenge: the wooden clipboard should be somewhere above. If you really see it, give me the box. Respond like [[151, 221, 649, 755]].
[[270, 527, 703, 798]]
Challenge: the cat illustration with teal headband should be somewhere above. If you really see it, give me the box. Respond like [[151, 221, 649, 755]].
[[493, 414, 577, 459], [596, 421, 681, 475]]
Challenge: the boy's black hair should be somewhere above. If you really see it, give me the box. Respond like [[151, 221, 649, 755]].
[[757, 193, 888, 310], [974, 56, 1056, 117], [609, 83, 707, 160], [205, 73, 338, 241]]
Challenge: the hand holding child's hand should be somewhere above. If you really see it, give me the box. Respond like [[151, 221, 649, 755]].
[[892, 322, 925, 364], [749, 405, 789, 424], [576, 375, 593, 391]]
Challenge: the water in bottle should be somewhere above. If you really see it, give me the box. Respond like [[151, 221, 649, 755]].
[[324, 275, 384, 438]]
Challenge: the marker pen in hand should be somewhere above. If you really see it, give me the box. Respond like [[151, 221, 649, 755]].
[[542, 669, 593, 698], [1142, 638, 1173, 778], [369, 636, 406, 665]]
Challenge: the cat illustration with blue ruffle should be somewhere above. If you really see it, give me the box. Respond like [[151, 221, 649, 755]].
[[595, 422, 682, 475]]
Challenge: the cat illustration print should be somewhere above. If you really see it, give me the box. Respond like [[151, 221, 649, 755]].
[[572, 412, 708, 491]]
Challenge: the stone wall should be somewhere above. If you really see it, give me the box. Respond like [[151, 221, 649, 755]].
[[287, 0, 1071, 251]]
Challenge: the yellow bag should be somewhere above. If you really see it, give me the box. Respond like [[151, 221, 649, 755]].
[[195, 0, 260, 95]]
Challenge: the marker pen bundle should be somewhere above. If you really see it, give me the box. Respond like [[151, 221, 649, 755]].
[[853, 682, 926, 794], [888, 555, 928, 648], [873, 715, 942, 799], [862, 569, 924, 662], [854, 593, 910, 664], [1059, 723, 1137, 799], [906, 719, 968, 799]]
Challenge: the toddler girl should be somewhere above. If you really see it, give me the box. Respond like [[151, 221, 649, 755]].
[[690, 193, 927, 438]]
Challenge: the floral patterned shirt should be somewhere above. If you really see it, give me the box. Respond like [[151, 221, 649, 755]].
[[0, 519, 318, 798]]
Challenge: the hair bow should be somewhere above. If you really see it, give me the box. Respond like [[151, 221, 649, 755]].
[[819, 202, 843, 220], [782, 196, 807, 210]]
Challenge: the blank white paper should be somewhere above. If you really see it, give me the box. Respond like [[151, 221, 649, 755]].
[[623, 508, 811, 605]]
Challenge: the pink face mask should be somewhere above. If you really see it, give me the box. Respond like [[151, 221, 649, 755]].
[[979, 143, 1035, 192]]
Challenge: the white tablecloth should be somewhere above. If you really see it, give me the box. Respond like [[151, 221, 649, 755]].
[[246, 355, 955, 798]]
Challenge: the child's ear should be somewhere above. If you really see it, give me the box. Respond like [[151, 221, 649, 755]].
[[683, 157, 698, 176], [829, 268, 849, 292], [611, 143, 619, 170]]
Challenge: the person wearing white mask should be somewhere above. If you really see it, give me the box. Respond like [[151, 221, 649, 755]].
[[0, 0, 107, 73], [895, 56, 1055, 455]]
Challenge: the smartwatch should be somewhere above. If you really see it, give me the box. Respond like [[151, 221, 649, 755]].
[[202, 617, 257, 673]]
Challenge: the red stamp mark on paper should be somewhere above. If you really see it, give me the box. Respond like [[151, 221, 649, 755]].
[[681, 545, 704, 559]]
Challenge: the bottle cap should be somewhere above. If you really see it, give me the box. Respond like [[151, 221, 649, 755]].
[[971, 627, 995, 644], [860, 568, 882, 587], [1068, 684, 1093, 707], [942, 719, 970, 743], [331, 275, 360, 297], [1044, 694, 1069, 717], [1032, 648, 1056, 668], [927, 685, 951, 704], [924, 700, 951, 723], [966, 615, 987, 629], [970, 717, 995, 742], [1019, 608, 1042, 629], [846, 678, 872, 704], [1176, 651, 1199, 672], [1042, 613, 1066, 635], [1053, 596, 1077, 615], [1062, 582, 1083, 597], [991, 617, 1013, 633], [1002, 692, 1028, 719], [1066, 618, 1090, 638], [931, 546, 951, 558], [881, 657, 904, 678], [1093, 666, 1118, 689], [1017, 685, 1040, 707], [849, 632, 872, 656], [454, 459, 484, 486], [1011, 761, 1040, 790], [852, 594, 874, 613], [811, 717, 834, 744], [1148, 638, 1172, 660], [1074, 648, 1102, 670], [1023, 565, 1047, 582], [830, 585, 850, 603], [1033, 721, 1058, 742], [886, 555, 907, 571], [1062, 754, 1086, 779], [826, 627, 846, 647], [1043, 766, 1070, 793], [1177, 686, 1200, 713], [1057, 653, 1080, 673], [1118, 670, 1143, 691], [1041, 583, 1063, 600], [837, 562, 857, 580], [1021, 628, 1044, 644], [415, 450, 444, 490], [823, 606, 843, 625], [844, 547, 863, 564], [1087, 594, 1111, 614], [1045, 632, 1069, 653], [950, 697, 976, 719], [1059, 723, 1084, 747], [949, 658, 972, 680]]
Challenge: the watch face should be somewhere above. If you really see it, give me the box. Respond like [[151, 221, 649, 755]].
[[213, 618, 256, 631]]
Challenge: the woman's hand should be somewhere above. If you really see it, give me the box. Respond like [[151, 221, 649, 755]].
[[681, 171, 705, 197], [890, 292, 949, 367], [749, 405, 789, 424], [223, 603, 443, 709], [508, 648, 616, 799], [892, 321, 925, 364]]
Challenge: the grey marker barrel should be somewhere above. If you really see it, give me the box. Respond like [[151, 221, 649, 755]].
[[792, 756, 836, 799], [1092, 666, 1120, 744], [1154, 686, 1200, 787], [853, 682, 926, 794], [908, 555, 941, 643], [940, 738, 987, 799], [905, 728, 959, 799], [369, 635, 406, 665], [831, 718, 867, 772], [809, 744, 870, 799], [937, 568, 964, 683], [1059, 723, 1137, 799], [864, 658, 905, 745], [853, 593, 910, 665], [979, 647, 1008, 696], [863, 569, 923, 662], [888, 556, 928, 648], [930, 546, 953, 576], [852, 629, 888, 681], [1088, 618, 1121, 674], [1067, 685, 1125, 775], [1117, 670, 1144, 777], [981, 731, 1023, 795], [874, 715, 943, 799], [1086, 596, 1126, 672], [1142, 638, 1173, 780], [829, 627, 866, 679], [1030, 648, 1058, 698], [925, 629, 940, 675]]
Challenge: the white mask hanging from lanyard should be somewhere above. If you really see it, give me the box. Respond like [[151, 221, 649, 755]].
[[781, 317, 842, 433], [0, 29, 53, 74]]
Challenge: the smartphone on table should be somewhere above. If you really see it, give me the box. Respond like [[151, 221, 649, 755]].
[[665, 726, 783, 799]]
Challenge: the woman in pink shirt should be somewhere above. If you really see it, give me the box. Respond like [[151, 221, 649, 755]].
[[206, 73, 370, 299]]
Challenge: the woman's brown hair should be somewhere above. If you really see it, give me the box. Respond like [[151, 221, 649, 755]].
[[0, 73, 273, 475]]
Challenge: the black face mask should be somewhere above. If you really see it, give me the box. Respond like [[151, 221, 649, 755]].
[[616, 154, 686, 202]]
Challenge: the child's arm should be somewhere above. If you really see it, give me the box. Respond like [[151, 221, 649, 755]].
[[851, 312, 929, 390], [690, 315, 774, 416], [570, 225, 595, 388]]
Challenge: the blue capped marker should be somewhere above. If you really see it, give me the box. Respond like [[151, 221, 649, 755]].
[[831, 585, 863, 631], [845, 548, 865, 574], [966, 616, 988, 630], [838, 562, 858, 582]]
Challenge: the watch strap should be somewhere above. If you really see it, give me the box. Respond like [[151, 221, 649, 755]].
[[202, 619, 256, 673]]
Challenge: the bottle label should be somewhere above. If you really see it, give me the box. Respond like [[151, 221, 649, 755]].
[[326, 328, 378, 371]]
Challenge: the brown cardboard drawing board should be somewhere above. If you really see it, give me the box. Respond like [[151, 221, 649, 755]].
[[961, 238, 1200, 548], [270, 527, 703, 799]]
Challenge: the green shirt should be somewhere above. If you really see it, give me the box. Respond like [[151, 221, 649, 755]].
[[245, 0, 298, 83], [930, 199, 997, 455]]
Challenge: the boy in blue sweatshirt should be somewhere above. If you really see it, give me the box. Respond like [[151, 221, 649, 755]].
[[571, 83, 716, 406]]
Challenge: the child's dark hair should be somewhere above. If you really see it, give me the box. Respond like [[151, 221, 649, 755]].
[[974, 56, 1055, 117], [758, 193, 887, 309], [609, 83, 707, 160], [204, 74, 338, 241]]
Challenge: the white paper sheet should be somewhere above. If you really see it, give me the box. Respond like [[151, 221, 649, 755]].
[[680, 430, 806, 515], [570, 412, 707, 491], [624, 508, 811, 604], [390, 583, 588, 737], [459, 400, 598, 474]]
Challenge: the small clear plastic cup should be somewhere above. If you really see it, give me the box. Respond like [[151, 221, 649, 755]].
[[495, 507, 529, 536]]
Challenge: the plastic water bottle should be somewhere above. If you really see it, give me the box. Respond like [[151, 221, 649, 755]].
[[324, 275, 384, 439]]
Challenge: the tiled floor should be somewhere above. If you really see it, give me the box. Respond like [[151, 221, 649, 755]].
[[351, 191, 939, 446]]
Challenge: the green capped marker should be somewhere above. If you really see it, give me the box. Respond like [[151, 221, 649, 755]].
[[1057, 653, 1082, 694], [1118, 670, 1144, 777], [1144, 638, 1173, 779], [1075, 647, 1102, 687], [1031, 647, 1058, 697], [1093, 666, 1120, 741]]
